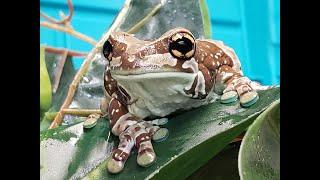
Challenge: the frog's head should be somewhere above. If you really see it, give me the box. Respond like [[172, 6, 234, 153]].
[[102, 27, 200, 75], [102, 27, 214, 99]]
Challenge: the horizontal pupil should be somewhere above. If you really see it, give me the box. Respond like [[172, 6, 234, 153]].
[[173, 37, 193, 54]]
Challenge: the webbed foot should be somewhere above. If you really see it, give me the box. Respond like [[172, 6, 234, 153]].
[[221, 77, 259, 107], [107, 120, 168, 173]]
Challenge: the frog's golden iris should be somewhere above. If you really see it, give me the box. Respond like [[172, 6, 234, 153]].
[[169, 31, 195, 60]]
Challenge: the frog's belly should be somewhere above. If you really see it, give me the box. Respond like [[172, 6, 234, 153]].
[[112, 72, 218, 119]]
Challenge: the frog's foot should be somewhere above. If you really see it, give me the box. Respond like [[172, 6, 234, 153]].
[[133, 122, 160, 167], [152, 128, 169, 142], [107, 121, 164, 173], [221, 77, 259, 107], [107, 131, 134, 174], [149, 118, 168, 126]]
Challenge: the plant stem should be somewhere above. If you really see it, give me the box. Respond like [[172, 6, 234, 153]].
[[45, 109, 102, 120], [40, 21, 97, 45], [63, 108, 102, 116], [40, 0, 74, 25], [44, 46, 88, 57]]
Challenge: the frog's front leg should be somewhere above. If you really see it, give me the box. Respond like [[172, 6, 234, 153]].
[[106, 97, 160, 173], [106, 97, 139, 173], [215, 65, 259, 107]]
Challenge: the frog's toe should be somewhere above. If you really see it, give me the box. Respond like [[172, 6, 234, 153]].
[[150, 118, 168, 126], [221, 91, 238, 104], [107, 158, 124, 174], [240, 91, 259, 107], [137, 149, 156, 167], [152, 128, 169, 142]]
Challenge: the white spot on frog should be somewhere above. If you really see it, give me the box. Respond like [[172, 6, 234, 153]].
[[110, 57, 122, 67], [138, 53, 177, 67], [194, 71, 206, 98], [182, 58, 198, 73], [128, 56, 135, 62]]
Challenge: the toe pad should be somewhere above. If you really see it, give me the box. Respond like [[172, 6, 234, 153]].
[[221, 91, 238, 104], [240, 91, 259, 107]]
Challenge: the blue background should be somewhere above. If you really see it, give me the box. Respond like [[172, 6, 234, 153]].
[[40, 0, 280, 85]]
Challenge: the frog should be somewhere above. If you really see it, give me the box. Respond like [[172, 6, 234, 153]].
[[101, 27, 267, 174]]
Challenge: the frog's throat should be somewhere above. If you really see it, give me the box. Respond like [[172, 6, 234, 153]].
[[110, 68, 182, 76], [112, 72, 205, 118], [111, 72, 196, 82], [111, 72, 197, 99]]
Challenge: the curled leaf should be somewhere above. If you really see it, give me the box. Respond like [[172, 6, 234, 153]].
[[238, 100, 280, 180]]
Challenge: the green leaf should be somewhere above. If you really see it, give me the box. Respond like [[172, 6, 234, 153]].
[[238, 100, 280, 180], [199, 0, 212, 39], [187, 142, 241, 180], [40, 46, 52, 112], [45, 53, 76, 111], [40, 51, 77, 131], [40, 88, 279, 179]]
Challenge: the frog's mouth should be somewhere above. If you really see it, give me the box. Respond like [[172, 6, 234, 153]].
[[109, 53, 190, 76], [111, 71, 196, 82], [110, 67, 183, 76]]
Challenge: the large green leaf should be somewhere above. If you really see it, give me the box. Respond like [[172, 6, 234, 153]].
[[40, 46, 52, 112], [40, 88, 279, 179], [187, 142, 241, 180], [238, 100, 280, 180]]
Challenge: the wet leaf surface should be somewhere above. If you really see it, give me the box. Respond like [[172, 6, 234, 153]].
[[40, 88, 279, 179]]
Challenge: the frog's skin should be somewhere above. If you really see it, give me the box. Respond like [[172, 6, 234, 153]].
[[102, 27, 266, 173]]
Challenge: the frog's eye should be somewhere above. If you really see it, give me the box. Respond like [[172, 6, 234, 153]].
[[102, 40, 113, 61], [169, 32, 195, 60]]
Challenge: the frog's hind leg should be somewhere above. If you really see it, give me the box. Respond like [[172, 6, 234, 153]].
[[132, 122, 158, 167], [107, 131, 134, 174]]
